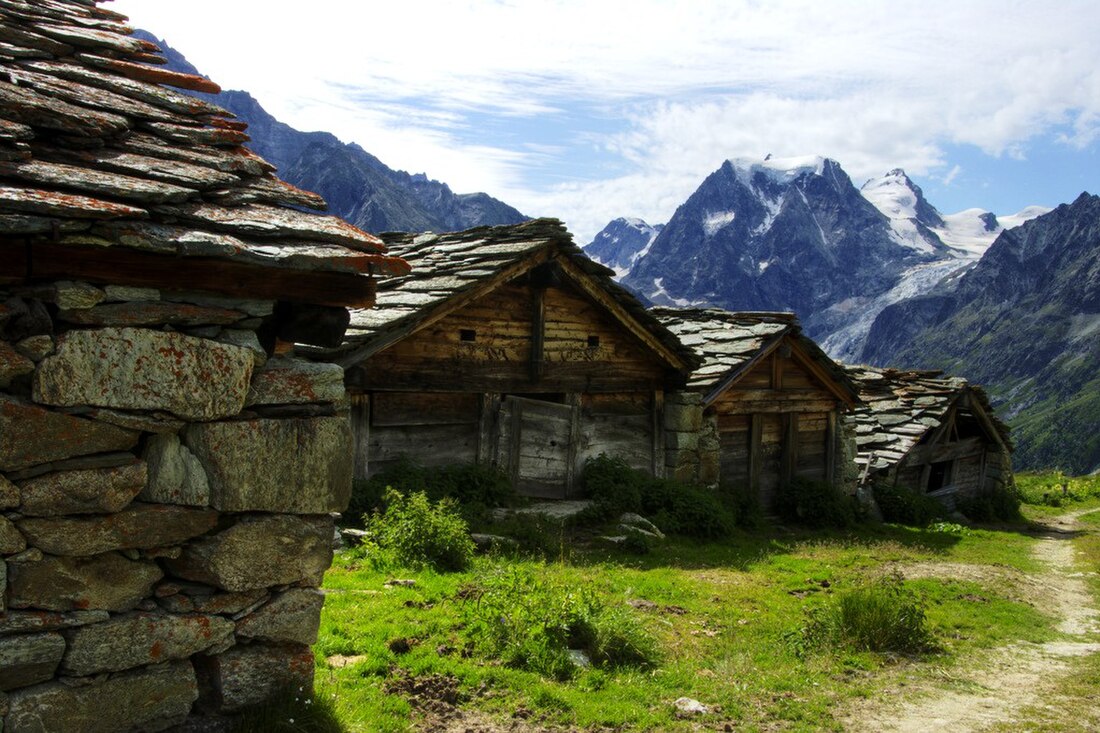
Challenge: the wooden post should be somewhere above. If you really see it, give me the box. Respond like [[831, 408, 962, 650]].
[[771, 354, 783, 390], [565, 393, 581, 497], [529, 287, 545, 380], [780, 413, 797, 485], [476, 393, 499, 466], [749, 413, 762, 497], [825, 411, 837, 485], [350, 394, 370, 482], [651, 390, 665, 479]]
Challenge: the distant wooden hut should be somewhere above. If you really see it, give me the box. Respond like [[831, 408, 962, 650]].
[[843, 365, 1013, 504], [330, 219, 698, 498], [652, 308, 860, 509]]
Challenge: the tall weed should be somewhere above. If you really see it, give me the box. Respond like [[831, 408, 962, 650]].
[[793, 574, 936, 655], [463, 565, 657, 679], [361, 489, 475, 572]]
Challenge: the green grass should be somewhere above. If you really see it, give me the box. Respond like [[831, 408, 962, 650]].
[[315, 517, 1058, 732]]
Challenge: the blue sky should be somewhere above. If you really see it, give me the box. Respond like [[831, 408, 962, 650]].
[[113, 0, 1100, 242]]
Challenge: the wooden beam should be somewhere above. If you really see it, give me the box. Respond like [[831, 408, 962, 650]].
[[8, 241, 375, 308], [476, 393, 499, 466], [565, 393, 581, 498], [749, 413, 762, 497], [771, 353, 783, 390], [350, 394, 371, 482], [787, 339, 860, 407], [702, 332, 788, 406], [825, 411, 837, 485]]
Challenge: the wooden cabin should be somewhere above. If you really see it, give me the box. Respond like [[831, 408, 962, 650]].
[[843, 365, 1013, 505], [331, 219, 698, 498], [652, 308, 860, 509]]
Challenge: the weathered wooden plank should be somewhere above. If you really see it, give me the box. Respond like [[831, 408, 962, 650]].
[[368, 423, 477, 466], [371, 391, 478, 427], [530, 286, 545, 380], [350, 394, 370, 482]]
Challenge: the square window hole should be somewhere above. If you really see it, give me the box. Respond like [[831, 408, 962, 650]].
[[587, 335, 600, 348], [460, 329, 477, 342]]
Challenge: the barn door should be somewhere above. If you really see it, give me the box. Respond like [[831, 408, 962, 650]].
[[497, 396, 578, 499]]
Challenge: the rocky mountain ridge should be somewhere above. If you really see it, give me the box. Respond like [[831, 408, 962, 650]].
[[139, 31, 527, 234]]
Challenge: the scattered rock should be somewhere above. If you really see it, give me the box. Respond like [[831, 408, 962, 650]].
[[674, 697, 711, 716], [470, 533, 518, 551], [568, 649, 592, 668], [619, 512, 665, 539], [384, 579, 417, 589]]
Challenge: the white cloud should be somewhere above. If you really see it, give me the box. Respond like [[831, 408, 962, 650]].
[[113, 0, 1100, 242]]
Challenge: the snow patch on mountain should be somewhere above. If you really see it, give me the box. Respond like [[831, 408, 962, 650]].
[[703, 210, 737, 236], [584, 217, 663, 279]]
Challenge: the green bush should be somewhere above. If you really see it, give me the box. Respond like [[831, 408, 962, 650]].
[[362, 489, 476, 572], [346, 458, 515, 525], [872, 482, 946, 526], [463, 565, 658, 679], [485, 513, 568, 561], [795, 574, 935, 655], [956, 483, 1022, 523], [777, 478, 857, 528], [579, 455, 737, 538]]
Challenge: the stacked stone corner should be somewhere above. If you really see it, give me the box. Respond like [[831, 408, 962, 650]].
[[0, 282, 353, 731]]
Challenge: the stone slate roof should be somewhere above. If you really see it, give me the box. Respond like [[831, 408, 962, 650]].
[[0, 0, 407, 294], [650, 307, 859, 405], [843, 364, 1012, 473], [333, 218, 698, 369]]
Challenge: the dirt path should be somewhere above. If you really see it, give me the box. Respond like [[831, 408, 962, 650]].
[[844, 508, 1100, 732]]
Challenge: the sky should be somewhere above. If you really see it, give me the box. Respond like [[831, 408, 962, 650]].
[[111, 0, 1100, 243]]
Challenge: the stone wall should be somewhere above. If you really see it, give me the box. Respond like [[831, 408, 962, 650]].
[[663, 391, 718, 486], [0, 281, 352, 731]]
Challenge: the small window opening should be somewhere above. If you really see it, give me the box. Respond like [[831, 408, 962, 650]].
[[586, 335, 600, 348], [926, 461, 952, 492], [459, 329, 476, 342]]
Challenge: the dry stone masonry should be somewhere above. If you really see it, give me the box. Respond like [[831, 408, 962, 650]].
[[0, 1, 407, 729], [0, 286, 353, 730]]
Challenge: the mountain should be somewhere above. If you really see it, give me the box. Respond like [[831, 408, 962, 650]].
[[620, 156, 949, 349], [862, 193, 1100, 473], [136, 31, 527, 234], [584, 218, 663, 278]]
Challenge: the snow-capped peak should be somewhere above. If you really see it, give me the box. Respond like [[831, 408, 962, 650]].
[[860, 169, 945, 255], [726, 154, 829, 188]]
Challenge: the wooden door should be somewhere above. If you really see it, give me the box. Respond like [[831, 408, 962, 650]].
[[497, 396, 578, 499]]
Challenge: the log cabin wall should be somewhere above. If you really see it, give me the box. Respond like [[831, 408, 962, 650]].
[[709, 350, 845, 510], [342, 245, 691, 498]]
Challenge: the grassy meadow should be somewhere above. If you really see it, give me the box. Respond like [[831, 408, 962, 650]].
[[249, 470, 1100, 732]]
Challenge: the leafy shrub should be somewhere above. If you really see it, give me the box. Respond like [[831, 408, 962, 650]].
[[794, 574, 935, 655], [956, 483, 1022, 523], [777, 478, 857, 528], [579, 455, 737, 539], [463, 565, 657, 679], [346, 458, 515, 525], [872, 482, 946, 526], [485, 513, 568, 561], [362, 489, 475, 572]]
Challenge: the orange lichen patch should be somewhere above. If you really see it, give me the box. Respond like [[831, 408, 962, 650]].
[[80, 54, 222, 94], [0, 185, 147, 219]]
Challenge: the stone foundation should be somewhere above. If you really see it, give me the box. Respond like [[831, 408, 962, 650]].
[[0, 282, 351, 731]]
